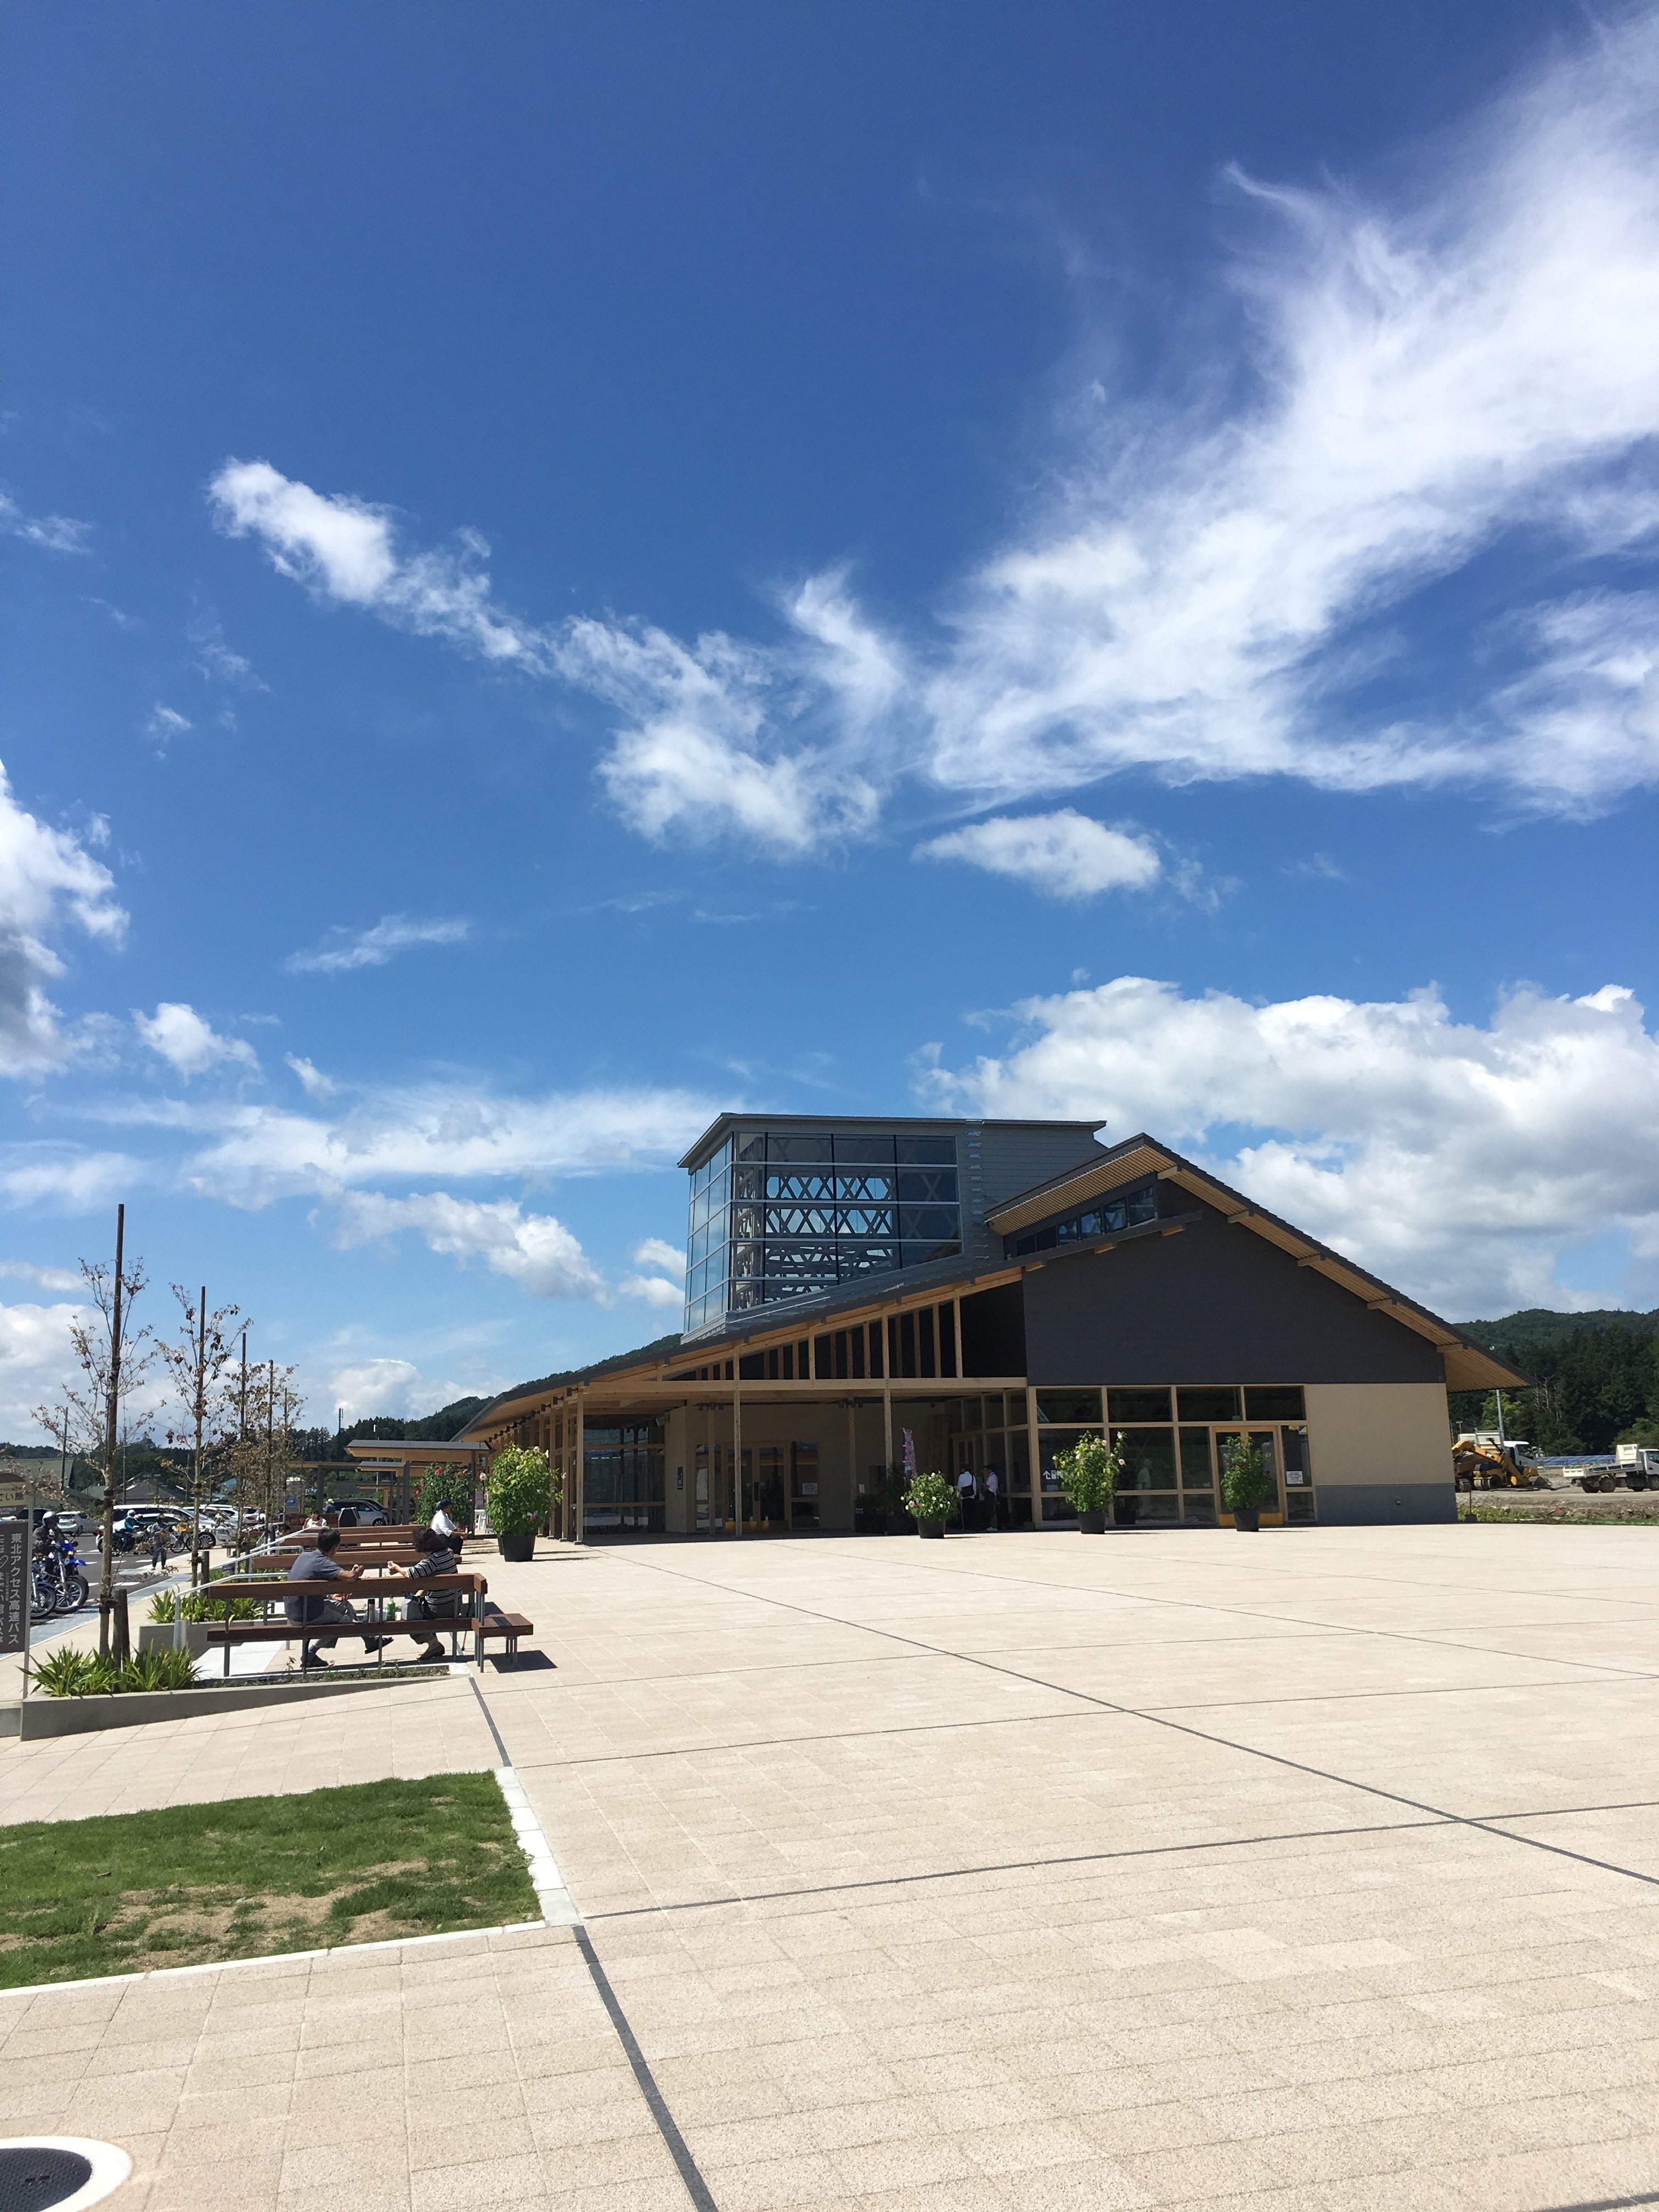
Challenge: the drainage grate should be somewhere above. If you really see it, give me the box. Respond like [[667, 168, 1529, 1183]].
[[0, 2141, 129, 2212], [0, 2151, 91, 2212]]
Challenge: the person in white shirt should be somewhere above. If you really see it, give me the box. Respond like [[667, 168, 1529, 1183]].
[[984, 1468, 1000, 1532], [430, 1498, 459, 1541]]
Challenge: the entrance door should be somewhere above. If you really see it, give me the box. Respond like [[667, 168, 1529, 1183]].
[[1216, 1429, 1281, 1521], [790, 1442, 820, 1530], [694, 1455, 709, 1532]]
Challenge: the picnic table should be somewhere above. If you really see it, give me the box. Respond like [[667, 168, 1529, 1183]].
[[197, 1566, 534, 1674]]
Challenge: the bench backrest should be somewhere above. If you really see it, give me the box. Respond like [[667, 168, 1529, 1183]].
[[202, 1571, 487, 1601]]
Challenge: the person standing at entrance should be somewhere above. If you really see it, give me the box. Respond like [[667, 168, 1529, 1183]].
[[984, 1468, 1000, 1532], [957, 1466, 974, 1530]]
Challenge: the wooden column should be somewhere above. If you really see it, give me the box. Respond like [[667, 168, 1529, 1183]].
[[572, 1392, 585, 1547], [732, 1383, 743, 1536], [883, 1381, 893, 1477]]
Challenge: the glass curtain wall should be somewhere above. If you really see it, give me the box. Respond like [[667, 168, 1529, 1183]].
[[582, 1420, 666, 1535], [687, 1130, 962, 1328], [945, 1394, 1032, 1526]]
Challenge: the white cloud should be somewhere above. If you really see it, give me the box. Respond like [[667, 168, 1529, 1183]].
[[283, 913, 472, 975], [145, 704, 192, 750], [0, 1146, 142, 1212], [0, 1260, 83, 1293], [134, 1003, 259, 1079], [284, 1052, 336, 1098], [208, 459, 545, 666], [0, 762, 127, 1077], [143, 1079, 712, 1208], [916, 811, 1162, 899], [922, 14, 1659, 816], [331, 1190, 607, 1300], [188, 605, 267, 691], [619, 1273, 686, 1310], [0, 489, 91, 555], [322, 1355, 480, 1426], [922, 975, 1659, 1314], [631, 1237, 685, 1277], [0, 1297, 91, 1436]]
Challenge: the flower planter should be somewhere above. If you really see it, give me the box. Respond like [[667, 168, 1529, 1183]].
[[137, 1623, 212, 1655], [918, 1520, 945, 1540], [1078, 1510, 1108, 1534], [496, 1528, 537, 1561], [1231, 1506, 1261, 1532]]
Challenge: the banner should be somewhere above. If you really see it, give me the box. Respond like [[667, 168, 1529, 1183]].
[[902, 1428, 916, 1476], [0, 1523, 26, 1655]]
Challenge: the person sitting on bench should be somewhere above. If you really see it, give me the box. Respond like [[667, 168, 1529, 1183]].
[[404, 1525, 507, 1662], [404, 1524, 462, 1663], [284, 1526, 391, 1671]]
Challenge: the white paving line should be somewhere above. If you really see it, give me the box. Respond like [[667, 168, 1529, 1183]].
[[495, 1763, 582, 1926]]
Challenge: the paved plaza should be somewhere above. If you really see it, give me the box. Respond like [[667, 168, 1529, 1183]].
[[3, 1525, 1658, 2211]]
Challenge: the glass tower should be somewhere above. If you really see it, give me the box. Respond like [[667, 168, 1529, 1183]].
[[684, 1126, 963, 1336]]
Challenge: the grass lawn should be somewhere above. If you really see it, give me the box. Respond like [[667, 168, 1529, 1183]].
[[0, 1773, 540, 1988]]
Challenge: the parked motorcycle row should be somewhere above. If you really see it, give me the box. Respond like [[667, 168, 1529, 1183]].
[[29, 1516, 90, 1622]]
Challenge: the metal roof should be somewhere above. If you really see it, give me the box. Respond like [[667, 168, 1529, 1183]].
[[677, 1111, 1105, 1171]]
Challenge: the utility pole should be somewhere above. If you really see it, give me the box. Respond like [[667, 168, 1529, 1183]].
[[239, 1328, 249, 1538], [266, 1359, 275, 1530], [190, 1285, 207, 1586], [58, 1407, 69, 1506], [97, 1204, 126, 1659]]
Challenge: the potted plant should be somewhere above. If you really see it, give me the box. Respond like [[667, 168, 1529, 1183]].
[[485, 1444, 557, 1561], [1051, 1434, 1122, 1533], [902, 1469, 956, 1539], [1221, 1437, 1268, 1532]]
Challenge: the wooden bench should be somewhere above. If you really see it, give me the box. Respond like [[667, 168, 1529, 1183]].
[[192, 1574, 535, 1674]]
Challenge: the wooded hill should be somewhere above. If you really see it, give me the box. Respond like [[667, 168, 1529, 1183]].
[[1448, 1309, 1659, 1453]]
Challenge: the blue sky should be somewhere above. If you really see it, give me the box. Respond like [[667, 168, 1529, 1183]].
[[4, 0, 1659, 1436]]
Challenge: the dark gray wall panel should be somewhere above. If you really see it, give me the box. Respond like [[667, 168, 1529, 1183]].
[[1022, 1203, 1444, 1385], [978, 1127, 1109, 1210], [1314, 1483, 1458, 1525]]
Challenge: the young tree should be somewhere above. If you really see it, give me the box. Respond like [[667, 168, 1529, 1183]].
[[33, 1206, 154, 1656], [157, 1285, 242, 1583]]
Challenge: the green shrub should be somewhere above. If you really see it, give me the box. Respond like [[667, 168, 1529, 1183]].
[[117, 1648, 198, 1692], [1221, 1437, 1269, 1511], [32, 1647, 104, 1697], [33, 1645, 198, 1697], [416, 1464, 472, 1530], [486, 1444, 558, 1536], [902, 1469, 956, 1526], [148, 1585, 258, 1624], [1051, 1434, 1121, 1515]]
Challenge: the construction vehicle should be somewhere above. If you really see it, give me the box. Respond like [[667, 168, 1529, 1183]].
[[1452, 1435, 1548, 1490]]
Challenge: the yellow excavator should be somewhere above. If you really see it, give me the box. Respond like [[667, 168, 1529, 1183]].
[[1453, 1435, 1548, 1491]]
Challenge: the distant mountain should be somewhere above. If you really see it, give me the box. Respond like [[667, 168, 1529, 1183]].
[[1454, 1308, 1659, 1353]]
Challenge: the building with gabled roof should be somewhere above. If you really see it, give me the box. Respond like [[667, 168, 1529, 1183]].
[[458, 1117, 1526, 1538]]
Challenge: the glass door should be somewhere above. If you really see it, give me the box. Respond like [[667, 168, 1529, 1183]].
[[1215, 1429, 1281, 1521]]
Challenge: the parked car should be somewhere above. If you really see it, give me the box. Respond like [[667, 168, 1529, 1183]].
[[326, 1499, 391, 1526]]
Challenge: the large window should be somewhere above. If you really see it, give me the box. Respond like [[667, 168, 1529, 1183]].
[[1025, 1383, 1314, 1525], [684, 1128, 962, 1330]]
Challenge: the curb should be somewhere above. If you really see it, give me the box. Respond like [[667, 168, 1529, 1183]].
[[1, 1668, 452, 1739]]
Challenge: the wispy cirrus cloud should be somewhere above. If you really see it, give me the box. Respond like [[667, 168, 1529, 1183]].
[[283, 913, 472, 975], [0, 488, 91, 555], [211, 12, 1659, 850]]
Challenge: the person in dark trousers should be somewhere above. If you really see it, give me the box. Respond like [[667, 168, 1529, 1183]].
[[403, 1524, 462, 1664], [149, 1520, 169, 1572], [284, 1527, 390, 1670]]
